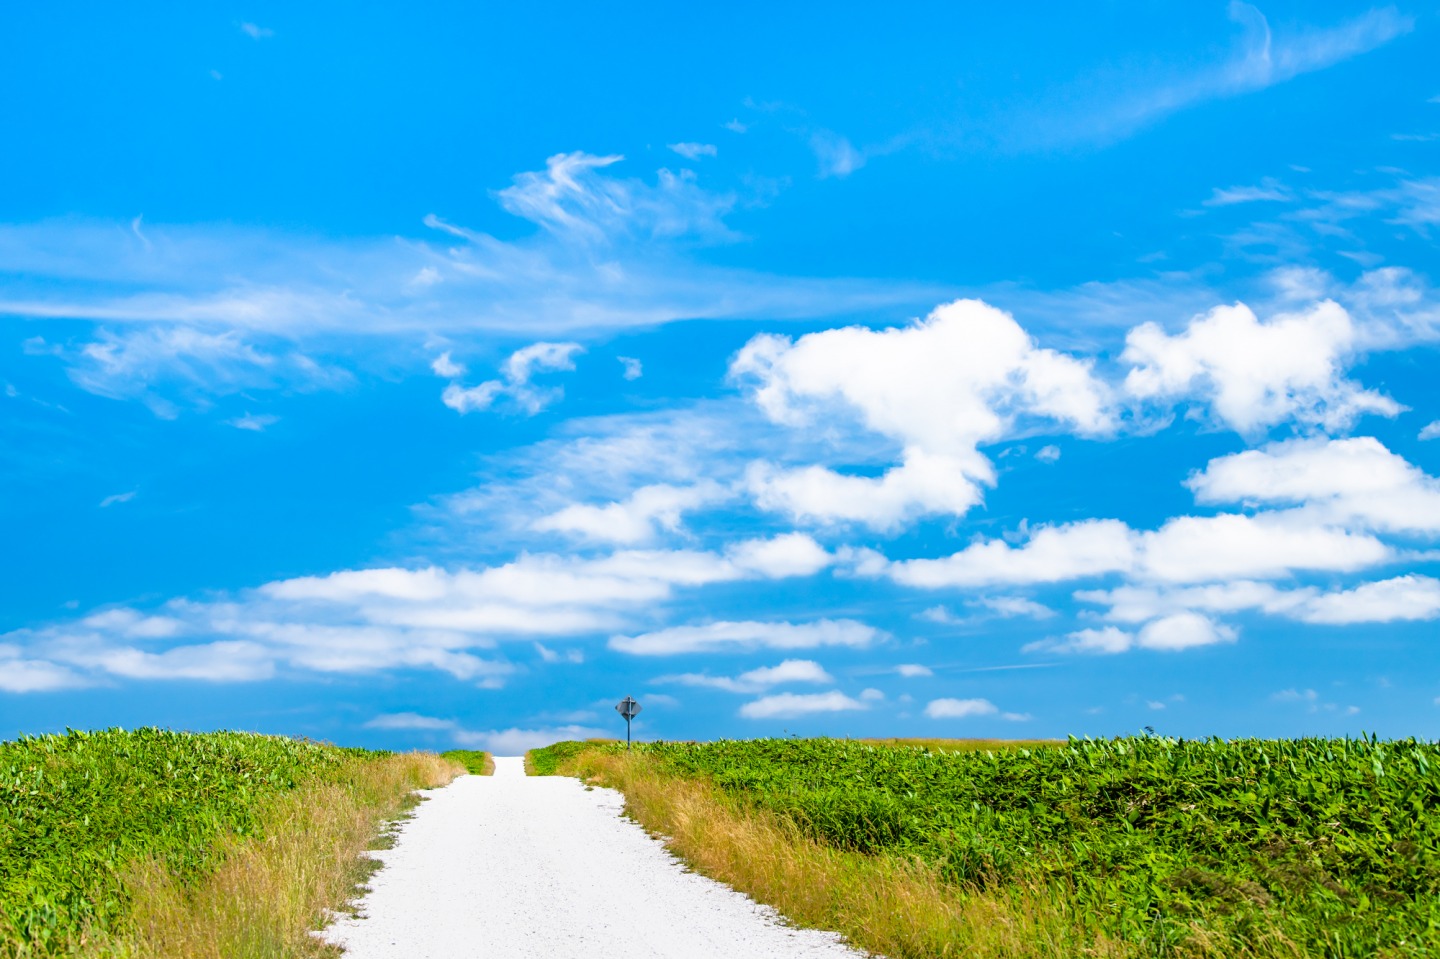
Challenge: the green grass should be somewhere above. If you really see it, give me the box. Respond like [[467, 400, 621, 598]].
[[576, 735, 1440, 957], [860, 737, 1060, 753], [0, 727, 384, 957], [527, 739, 615, 776], [440, 750, 493, 775]]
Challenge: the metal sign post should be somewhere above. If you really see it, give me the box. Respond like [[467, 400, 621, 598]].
[[615, 696, 642, 749]]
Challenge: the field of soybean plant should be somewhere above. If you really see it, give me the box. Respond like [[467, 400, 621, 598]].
[[0, 727, 454, 958], [567, 735, 1440, 958]]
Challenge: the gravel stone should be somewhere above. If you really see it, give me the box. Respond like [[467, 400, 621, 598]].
[[323, 755, 869, 958]]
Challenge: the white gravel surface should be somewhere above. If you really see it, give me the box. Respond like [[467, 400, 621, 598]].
[[323, 755, 868, 958]]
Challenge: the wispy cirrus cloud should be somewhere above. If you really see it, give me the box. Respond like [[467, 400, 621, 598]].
[[363, 712, 608, 754], [810, 130, 866, 178], [668, 142, 717, 161], [1032, 4, 1412, 146], [229, 412, 279, 432], [0, 154, 944, 410], [439, 341, 584, 415], [611, 618, 879, 656], [493, 151, 736, 244], [1205, 178, 1294, 206], [1271, 689, 1360, 716], [0, 219, 928, 339], [21, 325, 350, 418]]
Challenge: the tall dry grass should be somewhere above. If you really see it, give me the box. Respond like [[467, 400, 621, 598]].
[[567, 750, 1309, 959], [115, 752, 460, 959], [567, 749, 1124, 959]]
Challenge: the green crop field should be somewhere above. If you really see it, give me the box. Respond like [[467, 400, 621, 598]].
[[0, 727, 384, 957], [566, 735, 1440, 957]]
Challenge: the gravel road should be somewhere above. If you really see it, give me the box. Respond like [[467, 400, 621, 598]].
[[323, 756, 868, 958]]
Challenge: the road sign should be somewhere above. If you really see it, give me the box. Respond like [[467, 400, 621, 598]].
[[616, 696, 641, 748]]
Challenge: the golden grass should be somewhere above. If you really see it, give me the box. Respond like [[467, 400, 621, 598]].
[[113, 751, 461, 959], [566, 748, 1128, 959]]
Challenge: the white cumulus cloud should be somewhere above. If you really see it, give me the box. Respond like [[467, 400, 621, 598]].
[[1137, 612, 1238, 651], [1079, 575, 1440, 628], [1188, 437, 1440, 534], [732, 299, 1115, 530], [0, 645, 88, 692], [976, 596, 1058, 619], [431, 351, 466, 378], [1138, 512, 1390, 584], [724, 532, 833, 578], [1295, 575, 1440, 625], [1122, 300, 1401, 434], [1, 533, 842, 691], [739, 690, 868, 719], [924, 698, 998, 719], [654, 658, 835, 694], [1026, 626, 1136, 655], [532, 482, 729, 544], [1027, 613, 1235, 655], [1076, 581, 1301, 624], [889, 512, 1389, 589], [889, 520, 1135, 588], [364, 712, 457, 731]]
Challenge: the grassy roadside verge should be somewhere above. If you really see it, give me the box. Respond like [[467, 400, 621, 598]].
[[543, 736, 1440, 959], [1, 728, 461, 958], [441, 750, 495, 775], [552, 744, 1119, 958], [526, 740, 602, 776]]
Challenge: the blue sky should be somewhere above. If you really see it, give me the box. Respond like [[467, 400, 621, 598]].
[[3, 2, 1439, 752]]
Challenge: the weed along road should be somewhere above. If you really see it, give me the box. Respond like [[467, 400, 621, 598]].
[[323, 756, 867, 958]]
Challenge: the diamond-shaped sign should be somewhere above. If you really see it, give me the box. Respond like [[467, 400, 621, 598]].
[[615, 696, 642, 720]]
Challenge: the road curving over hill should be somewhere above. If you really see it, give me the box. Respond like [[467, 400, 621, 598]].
[[323, 755, 868, 958]]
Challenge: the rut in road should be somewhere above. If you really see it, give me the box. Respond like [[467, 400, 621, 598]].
[[323, 755, 868, 958]]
